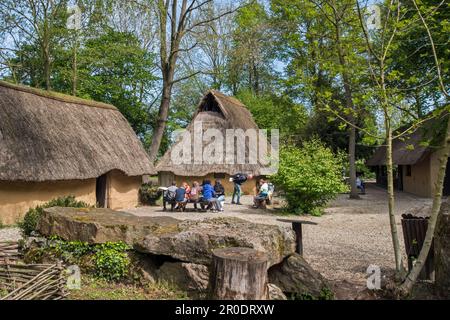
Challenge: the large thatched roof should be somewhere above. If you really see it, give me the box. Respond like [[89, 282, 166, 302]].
[[156, 90, 268, 176], [0, 81, 155, 182], [367, 113, 449, 166]]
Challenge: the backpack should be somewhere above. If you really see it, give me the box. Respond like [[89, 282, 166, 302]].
[[166, 189, 176, 200]]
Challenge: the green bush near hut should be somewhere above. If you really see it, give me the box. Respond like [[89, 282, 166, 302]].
[[139, 183, 163, 206], [18, 196, 90, 236], [271, 139, 348, 216]]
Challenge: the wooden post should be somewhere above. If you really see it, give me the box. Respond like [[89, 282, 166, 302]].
[[209, 247, 269, 300], [292, 222, 303, 255], [277, 219, 318, 255]]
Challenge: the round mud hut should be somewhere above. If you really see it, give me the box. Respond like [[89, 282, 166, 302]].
[[0, 81, 155, 225], [156, 90, 275, 195]]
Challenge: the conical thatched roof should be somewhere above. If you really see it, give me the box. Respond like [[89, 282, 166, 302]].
[[0, 81, 155, 182], [156, 90, 269, 176]]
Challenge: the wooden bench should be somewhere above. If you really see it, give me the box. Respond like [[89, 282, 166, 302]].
[[277, 219, 318, 255], [166, 199, 213, 212], [254, 195, 272, 209]]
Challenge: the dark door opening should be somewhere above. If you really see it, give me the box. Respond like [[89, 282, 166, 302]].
[[397, 165, 404, 192], [443, 158, 450, 196], [96, 174, 108, 208]]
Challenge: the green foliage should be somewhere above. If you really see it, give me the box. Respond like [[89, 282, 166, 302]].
[[271, 139, 348, 215], [356, 159, 375, 180], [236, 89, 307, 139], [92, 242, 131, 281], [290, 286, 334, 300], [139, 183, 163, 206], [18, 196, 90, 236], [34, 238, 131, 282], [68, 275, 188, 300]]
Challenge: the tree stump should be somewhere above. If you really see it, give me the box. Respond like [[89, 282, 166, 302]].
[[209, 247, 269, 300]]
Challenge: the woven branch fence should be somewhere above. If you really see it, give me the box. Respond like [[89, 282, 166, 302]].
[[0, 242, 21, 263], [0, 242, 67, 300]]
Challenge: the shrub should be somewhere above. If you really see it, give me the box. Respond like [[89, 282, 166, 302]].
[[27, 238, 131, 281], [93, 242, 131, 281], [271, 140, 348, 215], [139, 183, 163, 206], [18, 196, 90, 236]]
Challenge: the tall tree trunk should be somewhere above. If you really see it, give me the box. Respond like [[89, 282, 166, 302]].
[[400, 115, 450, 294], [149, 82, 172, 161], [42, 39, 51, 90], [348, 125, 358, 198], [334, 15, 359, 199], [72, 33, 78, 96], [385, 122, 405, 275]]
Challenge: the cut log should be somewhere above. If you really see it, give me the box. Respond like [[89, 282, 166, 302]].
[[209, 247, 269, 300]]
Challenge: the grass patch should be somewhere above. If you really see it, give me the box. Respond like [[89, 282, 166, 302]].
[[68, 276, 188, 300]]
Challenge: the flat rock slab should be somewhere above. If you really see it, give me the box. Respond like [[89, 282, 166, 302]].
[[138, 217, 295, 266], [38, 207, 181, 244], [38, 207, 295, 267]]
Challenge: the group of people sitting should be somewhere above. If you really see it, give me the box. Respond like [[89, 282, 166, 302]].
[[162, 180, 226, 212], [162, 173, 274, 212]]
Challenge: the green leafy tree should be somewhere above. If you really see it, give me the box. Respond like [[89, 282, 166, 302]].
[[226, 1, 276, 95], [271, 139, 348, 216], [270, 0, 370, 199], [236, 89, 307, 140]]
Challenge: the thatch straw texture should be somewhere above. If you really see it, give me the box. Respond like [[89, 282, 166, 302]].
[[0, 81, 155, 181], [367, 113, 449, 166], [156, 90, 268, 176]]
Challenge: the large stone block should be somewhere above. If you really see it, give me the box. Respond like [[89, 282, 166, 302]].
[[38, 207, 180, 244], [137, 217, 295, 267], [268, 253, 331, 299], [38, 207, 295, 268]]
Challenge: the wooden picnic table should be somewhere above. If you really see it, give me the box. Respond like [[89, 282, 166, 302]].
[[277, 219, 318, 255]]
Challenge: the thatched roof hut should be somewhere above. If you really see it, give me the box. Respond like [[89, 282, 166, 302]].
[[367, 113, 449, 197], [156, 90, 268, 193], [0, 81, 154, 224], [0, 80, 155, 181]]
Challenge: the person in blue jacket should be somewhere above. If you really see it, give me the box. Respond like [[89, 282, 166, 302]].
[[201, 180, 221, 212]]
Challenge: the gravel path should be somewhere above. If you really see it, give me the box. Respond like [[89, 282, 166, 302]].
[[127, 183, 432, 289], [0, 227, 22, 242]]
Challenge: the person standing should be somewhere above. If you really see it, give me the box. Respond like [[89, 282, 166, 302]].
[[231, 173, 253, 205], [214, 180, 225, 211]]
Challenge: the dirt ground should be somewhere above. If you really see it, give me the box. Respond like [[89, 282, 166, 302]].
[[128, 183, 433, 299], [0, 183, 433, 299]]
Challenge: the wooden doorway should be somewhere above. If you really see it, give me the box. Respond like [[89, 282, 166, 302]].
[[96, 174, 108, 208]]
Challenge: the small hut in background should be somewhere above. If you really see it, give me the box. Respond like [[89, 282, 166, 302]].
[[0, 81, 155, 224], [367, 113, 450, 197], [157, 90, 269, 194]]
